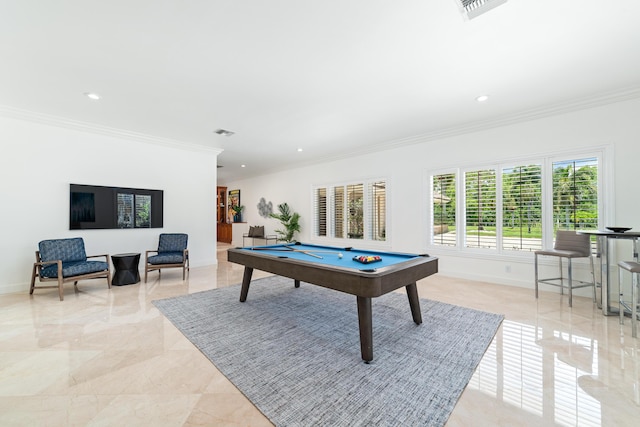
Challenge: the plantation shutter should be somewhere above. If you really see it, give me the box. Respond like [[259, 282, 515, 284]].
[[552, 157, 598, 231], [315, 187, 327, 237], [313, 179, 389, 242], [333, 186, 345, 238], [501, 164, 542, 251], [464, 169, 497, 249], [368, 181, 386, 241], [432, 173, 456, 246], [346, 183, 364, 239]]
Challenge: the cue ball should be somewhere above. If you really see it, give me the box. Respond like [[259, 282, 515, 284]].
[[338, 253, 343, 259]]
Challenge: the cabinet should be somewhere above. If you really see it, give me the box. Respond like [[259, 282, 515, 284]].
[[217, 186, 227, 224], [217, 223, 232, 243], [216, 186, 232, 243]]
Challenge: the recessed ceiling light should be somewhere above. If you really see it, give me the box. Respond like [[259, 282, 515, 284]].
[[214, 129, 235, 137], [476, 95, 489, 102], [297, 148, 303, 152], [84, 92, 101, 100], [241, 164, 246, 168]]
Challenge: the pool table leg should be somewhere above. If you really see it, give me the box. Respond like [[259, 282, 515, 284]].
[[357, 296, 373, 363], [239, 267, 254, 302], [406, 282, 423, 325]]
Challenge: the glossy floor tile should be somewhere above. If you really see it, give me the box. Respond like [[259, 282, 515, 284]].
[[1, 244, 639, 426]]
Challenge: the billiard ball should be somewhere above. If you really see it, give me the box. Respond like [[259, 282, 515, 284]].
[[338, 253, 343, 259]]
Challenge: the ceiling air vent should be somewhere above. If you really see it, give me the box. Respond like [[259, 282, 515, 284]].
[[457, 0, 508, 20], [214, 129, 235, 137]]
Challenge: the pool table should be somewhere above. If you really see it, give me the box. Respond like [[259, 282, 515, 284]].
[[227, 242, 438, 362]]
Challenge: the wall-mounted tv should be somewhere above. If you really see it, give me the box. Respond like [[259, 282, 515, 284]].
[[70, 184, 163, 230]]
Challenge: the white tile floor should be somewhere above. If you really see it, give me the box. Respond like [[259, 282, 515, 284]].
[[1, 243, 639, 426]]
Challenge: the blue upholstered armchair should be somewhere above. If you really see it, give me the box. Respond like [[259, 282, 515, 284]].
[[144, 233, 189, 282], [30, 237, 111, 301]]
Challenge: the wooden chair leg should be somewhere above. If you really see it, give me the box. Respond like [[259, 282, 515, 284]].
[[30, 264, 37, 295], [58, 276, 64, 301]]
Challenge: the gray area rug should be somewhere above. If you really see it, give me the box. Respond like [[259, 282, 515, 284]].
[[153, 276, 503, 426]]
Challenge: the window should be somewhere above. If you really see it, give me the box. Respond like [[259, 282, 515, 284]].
[[552, 158, 598, 231], [370, 181, 386, 241], [316, 188, 327, 236], [465, 168, 497, 249], [432, 172, 456, 246], [313, 178, 388, 242], [502, 164, 542, 251], [347, 183, 364, 239], [429, 151, 603, 254], [334, 187, 344, 238]]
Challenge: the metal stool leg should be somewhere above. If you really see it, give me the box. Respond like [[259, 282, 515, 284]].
[[559, 258, 564, 295], [620, 266, 626, 326], [534, 253, 539, 299], [632, 270, 638, 338], [618, 261, 640, 338], [590, 255, 596, 303], [567, 258, 573, 307]]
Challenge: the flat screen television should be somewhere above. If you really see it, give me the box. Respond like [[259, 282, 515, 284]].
[[70, 184, 163, 230]]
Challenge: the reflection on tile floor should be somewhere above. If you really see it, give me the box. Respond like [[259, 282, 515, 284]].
[[1, 243, 639, 426]]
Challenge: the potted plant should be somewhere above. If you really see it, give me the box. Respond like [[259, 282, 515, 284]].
[[269, 202, 301, 242], [230, 204, 244, 222]]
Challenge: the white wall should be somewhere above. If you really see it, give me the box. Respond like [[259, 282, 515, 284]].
[[5, 98, 637, 296], [0, 114, 220, 294], [221, 98, 640, 291]]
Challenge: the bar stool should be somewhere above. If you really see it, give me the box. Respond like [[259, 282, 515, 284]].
[[618, 260, 640, 338], [534, 230, 596, 307]]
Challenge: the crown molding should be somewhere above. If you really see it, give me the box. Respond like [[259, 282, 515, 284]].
[[0, 105, 223, 156], [3, 85, 639, 172], [380, 86, 640, 150], [255, 86, 640, 179], [237, 86, 640, 180]]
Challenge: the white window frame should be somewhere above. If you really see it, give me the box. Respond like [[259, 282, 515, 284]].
[[311, 177, 390, 246], [427, 146, 613, 259]]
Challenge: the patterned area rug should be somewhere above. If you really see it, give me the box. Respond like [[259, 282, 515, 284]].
[[153, 276, 503, 426]]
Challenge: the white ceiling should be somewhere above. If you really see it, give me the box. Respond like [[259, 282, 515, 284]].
[[2, 1, 640, 182]]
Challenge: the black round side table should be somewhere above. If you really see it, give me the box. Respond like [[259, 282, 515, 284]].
[[111, 253, 141, 286]]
